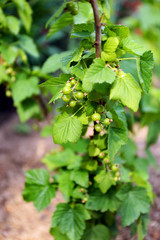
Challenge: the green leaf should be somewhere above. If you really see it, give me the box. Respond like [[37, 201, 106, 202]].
[[42, 149, 82, 170], [41, 51, 71, 74], [74, 2, 93, 24], [13, 0, 32, 32], [51, 203, 87, 240], [85, 100, 97, 116], [48, 12, 73, 37], [50, 227, 69, 240], [82, 58, 116, 92], [71, 62, 85, 80], [71, 170, 89, 187], [121, 38, 146, 56], [59, 172, 74, 202], [86, 190, 120, 212], [82, 224, 110, 240], [40, 73, 71, 87], [46, 3, 66, 28], [0, 65, 8, 83], [16, 98, 41, 122], [94, 170, 115, 194], [19, 35, 39, 58], [12, 74, 40, 104], [116, 184, 150, 227], [68, 47, 84, 69], [137, 214, 150, 240], [53, 112, 82, 144], [1, 45, 18, 64], [108, 126, 128, 160], [6, 16, 20, 35], [137, 51, 154, 93], [131, 172, 154, 202], [109, 24, 129, 38], [88, 142, 100, 157], [110, 73, 141, 112], [62, 138, 89, 154], [23, 169, 56, 212]]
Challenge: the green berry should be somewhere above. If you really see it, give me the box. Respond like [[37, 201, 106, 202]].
[[95, 124, 102, 132], [69, 100, 76, 107], [115, 172, 120, 177], [111, 164, 118, 172], [76, 91, 84, 99], [92, 113, 101, 121], [103, 157, 109, 164], [71, 79, 76, 85], [104, 118, 110, 125], [5, 90, 12, 97], [98, 152, 105, 158], [96, 105, 104, 113], [63, 86, 71, 95], [62, 95, 70, 102], [113, 177, 118, 182], [66, 82, 72, 88]]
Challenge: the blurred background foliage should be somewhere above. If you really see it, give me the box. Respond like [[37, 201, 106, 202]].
[[0, 0, 160, 145]]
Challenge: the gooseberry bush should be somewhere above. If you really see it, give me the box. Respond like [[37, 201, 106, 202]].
[[0, 0, 157, 239]]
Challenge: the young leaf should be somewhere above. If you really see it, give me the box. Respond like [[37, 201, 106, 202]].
[[6, 16, 20, 35], [40, 74, 71, 87], [71, 170, 89, 188], [86, 190, 120, 212], [13, 0, 32, 32], [19, 35, 39, 58], [108, 126, 128, 160], [50, 227, 69, 240], [53, 112, 82, 144], [116, 184, 150, 227], [41, 51, 71, 74], [23, 169, 56, 212], [82, 58, 116, 92], [94, 170, 115, 194], [42, 149, 82, 170], [12, 74, 40, 104], [48, 12, 73, 37], [16, 98, 41, 122], [59, 172, 74, 202], [51, 203, 87, 240], [82, 224, 110, 240], [121, 38, 146, 56], [110, 73, 141, 112], [137, 51, 154, 93]]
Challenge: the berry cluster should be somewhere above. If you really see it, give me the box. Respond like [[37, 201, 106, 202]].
[[92, 112, 112, 133], [61, 77, 86, 107]]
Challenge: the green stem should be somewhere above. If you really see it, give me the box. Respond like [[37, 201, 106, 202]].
[[118, 57, 137, 61], [71, 105, 84, 117]]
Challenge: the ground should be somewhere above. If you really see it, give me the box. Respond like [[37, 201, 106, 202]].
[[0, 114, 160, 240]]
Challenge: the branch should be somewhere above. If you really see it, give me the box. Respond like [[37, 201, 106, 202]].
[[90, 0, 101, 58]]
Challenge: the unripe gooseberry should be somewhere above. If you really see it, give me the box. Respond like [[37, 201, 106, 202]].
[[5, 90, 12, 97], [66, 82, 72, 88], [63, 86, 71, 95], [62, 95, 70, 102], [76, 91, 84, 99], [104, 118, 110, 125], [69, 100, 76, 107], [111, 164, 118, 172], [98, 152, 105, 158], [113, 177, 118, 182], [71, 79, 76, 85], [94, 124, 102, 132], [92, 113, 101, 121], [96, 105, 104, 113]]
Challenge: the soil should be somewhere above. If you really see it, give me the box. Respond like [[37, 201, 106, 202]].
[[0, 114, 160, 240]]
